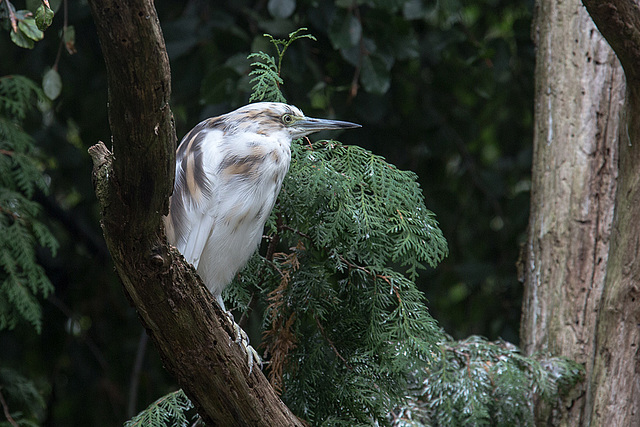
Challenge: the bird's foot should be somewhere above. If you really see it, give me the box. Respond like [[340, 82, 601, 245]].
[[223, 309, 262, 374]]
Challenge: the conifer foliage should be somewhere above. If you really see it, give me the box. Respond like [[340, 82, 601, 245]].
[[0, 75, 57, 334], [252, 140, 448, 423], [124, 390, 197, 427], [235, 140, 448, 424], [397, 336, 583, 426], [219, 28, 443, 424], [248, 28, 316, 104]]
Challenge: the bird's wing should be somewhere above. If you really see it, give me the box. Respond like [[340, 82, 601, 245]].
[[166, 122, 225, 269]]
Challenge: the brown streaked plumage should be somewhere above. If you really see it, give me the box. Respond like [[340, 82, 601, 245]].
[[165, 102, 361, 312]]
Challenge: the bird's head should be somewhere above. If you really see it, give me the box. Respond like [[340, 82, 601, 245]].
[[224, 102, 361, 140]]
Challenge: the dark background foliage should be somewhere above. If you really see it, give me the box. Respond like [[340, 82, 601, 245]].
[[0, 0, 534, 424]]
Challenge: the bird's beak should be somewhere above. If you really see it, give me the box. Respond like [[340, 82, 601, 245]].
[[296, 117, 361, 133]]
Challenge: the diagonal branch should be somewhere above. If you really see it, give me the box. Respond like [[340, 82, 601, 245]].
[[0, 387, 19, 427], [582, 0, 640, 84], [86, 0, 303, 425]]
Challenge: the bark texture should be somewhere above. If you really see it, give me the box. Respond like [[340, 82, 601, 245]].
[[522, 0, 640, 425], [520, 0, 622, 424], [582, 1, 640, 425], [87, 1, 303, 425]]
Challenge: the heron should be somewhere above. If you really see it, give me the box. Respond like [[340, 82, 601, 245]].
[[164, 101, 360, 369]]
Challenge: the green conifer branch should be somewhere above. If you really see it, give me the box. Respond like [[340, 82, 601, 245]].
[[0, 75, 57, 333], [392, 336, 584, 426], [124, 389, 196, 427], [248, 28, 316, 103], [0, 367, 46, 425]]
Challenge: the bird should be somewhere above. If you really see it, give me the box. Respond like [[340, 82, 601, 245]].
[[164, 102, 360, 367]]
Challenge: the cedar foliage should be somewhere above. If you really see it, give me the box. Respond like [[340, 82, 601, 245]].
[[0, 75, 57, 334], [0, 367, 46, 422], [0, 74, 57, 426], [124, 390, 196, 427], [248, 28, 316, 104]]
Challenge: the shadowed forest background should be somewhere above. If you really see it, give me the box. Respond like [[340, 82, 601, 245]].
[[1, 1, 535, 424]]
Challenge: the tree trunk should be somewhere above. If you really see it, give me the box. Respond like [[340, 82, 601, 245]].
[[86, 0, 303, 425], [521, 0, 640, 425], [581, 1, 640, 425]]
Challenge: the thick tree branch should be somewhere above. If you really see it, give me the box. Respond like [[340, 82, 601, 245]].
[[87, 0, 303, 425], [581, 1, 640, 425], [582, 0, 640, 85]]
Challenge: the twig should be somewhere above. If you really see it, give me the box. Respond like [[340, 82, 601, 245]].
[[0, 387, 19, 427], [315, 316, 352, 370], [1, 0, 18, 34], [127, 329, 149, 418], [265, 213, 283, 262], [0, 205, 18, 219], [52, 0, 69, 70], [280, 224, 313, 241]]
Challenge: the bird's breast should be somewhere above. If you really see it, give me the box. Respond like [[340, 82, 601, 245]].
[[215, 136, 291, 229], [217, 136, 290, 182]]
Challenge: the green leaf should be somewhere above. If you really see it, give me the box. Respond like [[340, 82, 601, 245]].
[[14, 10, 31, 20], [42, 68, 62, 100], [360, 54, 391, 94], [329, 12, 361, 50], [335, 0, 357, 7], [18, 17, 44, 41], [201, 66, 238, 104], [10, 29, 35, 49], [63, 25, 77, 54], [267, 0, 296, 19], [63, 24, 75, 44], [403, 0, 428, 20], [35, 5, 54, 31]]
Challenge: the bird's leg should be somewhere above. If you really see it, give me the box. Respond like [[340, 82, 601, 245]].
[[216, 295, 262, 374]]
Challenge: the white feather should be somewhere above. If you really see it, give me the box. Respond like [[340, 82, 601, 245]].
[[164, 102, 359, 310]]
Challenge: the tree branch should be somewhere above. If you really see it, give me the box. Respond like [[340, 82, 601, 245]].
[[582, 1, 640, 425], [86, 0, 303, 425], [0, 387, 19, 427], [582, 0, 640, 85]]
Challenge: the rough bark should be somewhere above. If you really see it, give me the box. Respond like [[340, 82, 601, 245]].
[[519, 0, 623, 424], [86, 1, 303, 425], [582, 1, 640, 425], [522, 0, 640, 425]]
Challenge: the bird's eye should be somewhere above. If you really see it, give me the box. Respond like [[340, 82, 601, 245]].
[[282, 114, 294, 125]]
